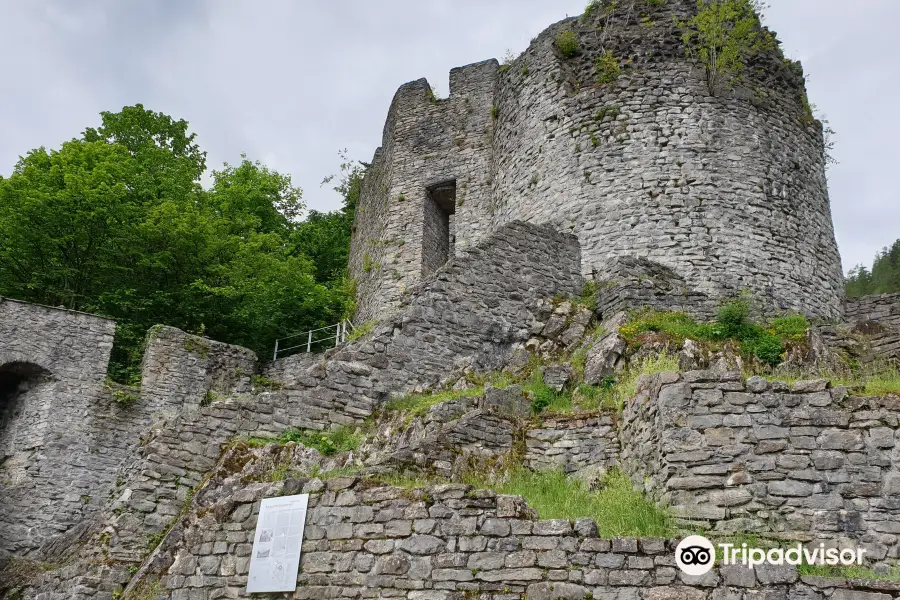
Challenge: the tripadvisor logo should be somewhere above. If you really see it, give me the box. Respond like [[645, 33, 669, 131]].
[[675, 535, 869, 575], [676, 536, 716, 576]]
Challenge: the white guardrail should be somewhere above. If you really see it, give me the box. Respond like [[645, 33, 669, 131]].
[[273, 319, 354, 360]]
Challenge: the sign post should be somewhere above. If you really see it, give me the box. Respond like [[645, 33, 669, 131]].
[[246, 494, 309, 594]]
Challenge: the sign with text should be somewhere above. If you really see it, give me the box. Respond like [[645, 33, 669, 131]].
[[246, 494, 309, 594]]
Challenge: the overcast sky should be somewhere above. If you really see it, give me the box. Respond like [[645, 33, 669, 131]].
[[1, 1, 897, 274]]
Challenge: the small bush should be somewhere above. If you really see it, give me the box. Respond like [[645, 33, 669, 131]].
[[280, 426, 361, 456], [594, 50, 621, 85], [677, 0, 776, 95], [767, 314, 809, 343], [347, 319, 376, 342], [523, 370, 571, 414], [576, 280, 598, 311], [583, 0, 604, 19], [715, 297, 752, 337], [742, 331, 784, 366], [555, 31, 581, 58]]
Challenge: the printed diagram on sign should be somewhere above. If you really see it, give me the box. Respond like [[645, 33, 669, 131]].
[[271, 559, 285, 584], [246, 494, 309, 594]]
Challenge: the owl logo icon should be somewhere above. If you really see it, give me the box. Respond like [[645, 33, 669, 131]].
[[675, 535, 716, 576]]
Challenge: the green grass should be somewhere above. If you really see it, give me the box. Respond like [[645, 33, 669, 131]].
[[245, 426, 361, 456], [575, 280, 598, 311], [798, 563, 900, 581], [522, 369, 568, 414], [468, 468, 672, 538], [833, 364, 900, 396], [384, 386, 485, 417], [619, 301, 811, 367], [767, 314, 810, 343], [619, 352, 679, 398], [758, 364, 900, 397]]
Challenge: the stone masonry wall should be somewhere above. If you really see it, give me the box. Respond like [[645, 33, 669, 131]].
[[593, 257, 717, 322], [0, 304, 260, 561], [349, 60, 499, 322], [491, 0, 843, 320], [0, 298, 118, 557], [55, 472, 900, 600], [620, 371, 900, 563], [846, 294, 900, 330], [140, 325, 257, 416], [352, 0, 845, 321], [22, 221, 582, 579], [524, 413, 619, 480]]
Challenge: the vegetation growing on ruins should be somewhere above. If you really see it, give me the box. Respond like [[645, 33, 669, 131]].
[[554, 30, 581, 58], [676, 0, 776, 95], [831, 365, 900, 397], [798, 563, 900, 582], [245, 426, 362, 456], [384, 385, 491, 418], [594, 50, 621, 85], [346, 318, 376, 342], [620, 299, 810, 366], [373, 466, 673, 538], [483, 468, 672, 537], [845, 238, 900, 296], [0, 105, 360, 383]]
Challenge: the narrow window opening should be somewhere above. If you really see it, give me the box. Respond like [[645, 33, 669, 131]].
[[422, 180, 456, 276]]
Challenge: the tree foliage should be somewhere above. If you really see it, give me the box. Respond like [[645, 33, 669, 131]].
[[846, 239, 900, 297], [0, 104, 361, 382], [678, 0, 775, 95]]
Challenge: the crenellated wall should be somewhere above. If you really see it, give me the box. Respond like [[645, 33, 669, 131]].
[[348, 60, 499, 322], [350, 0, 845, 322]]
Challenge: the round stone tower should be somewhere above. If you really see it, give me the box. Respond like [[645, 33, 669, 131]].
[[349, 0, 844, 322]]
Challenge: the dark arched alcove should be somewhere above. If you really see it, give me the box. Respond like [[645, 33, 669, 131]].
[[0, 362, 53, 459], [0, 362, 51, 405]]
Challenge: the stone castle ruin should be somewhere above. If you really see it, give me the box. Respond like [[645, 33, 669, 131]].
[[348, 0, 844, 323], [2, 2, 900, 600]]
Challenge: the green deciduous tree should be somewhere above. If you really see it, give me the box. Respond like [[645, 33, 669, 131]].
[[0, 105, 358, 382]]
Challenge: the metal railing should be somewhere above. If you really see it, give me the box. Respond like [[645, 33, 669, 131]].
[[273, 319, 354, 360]]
